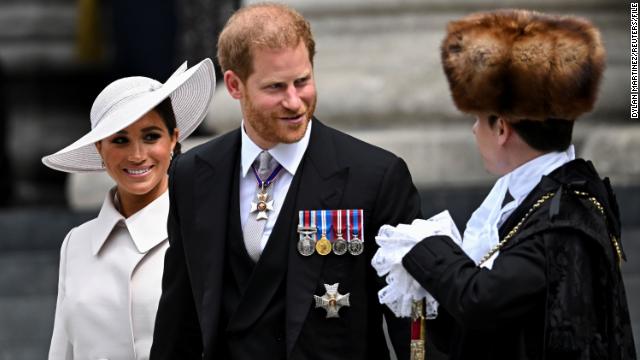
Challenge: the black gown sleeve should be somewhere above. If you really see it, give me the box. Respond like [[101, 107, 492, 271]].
[[402, 234, 546, 331]]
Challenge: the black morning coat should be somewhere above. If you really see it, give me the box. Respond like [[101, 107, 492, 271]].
[[150, 119, 422, 360], [403, 159, 637, 360]]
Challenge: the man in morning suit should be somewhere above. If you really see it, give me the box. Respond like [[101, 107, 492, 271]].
[[150, 3, 421, 359]]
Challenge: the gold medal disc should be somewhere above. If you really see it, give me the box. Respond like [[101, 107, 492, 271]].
[[315, 237, 332, 255]]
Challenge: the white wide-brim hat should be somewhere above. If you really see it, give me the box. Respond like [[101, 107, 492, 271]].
[[42, 58, 216, 173]]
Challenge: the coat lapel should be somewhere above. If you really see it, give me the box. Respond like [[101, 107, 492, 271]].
[[190, 131, 241, 336], [285, 120, 349, 357]]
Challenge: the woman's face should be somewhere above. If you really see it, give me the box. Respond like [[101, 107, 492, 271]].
[[96, 110, 178, 203]]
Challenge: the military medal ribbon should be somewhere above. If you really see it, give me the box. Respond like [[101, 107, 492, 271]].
[[297, 210, 317, 256]]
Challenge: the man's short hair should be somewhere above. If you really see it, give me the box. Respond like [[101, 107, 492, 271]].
[[217, 3, 316, 82]]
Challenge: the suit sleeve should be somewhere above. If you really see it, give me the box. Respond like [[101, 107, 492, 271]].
[[49, 230, 73, 360], [150, 156, 203, 359], [370, 156, 422, 360], [402, 233, 546, 331]]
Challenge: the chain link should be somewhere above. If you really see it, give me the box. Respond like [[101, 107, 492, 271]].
[[573, 191, 623, 266], [477, 190, 622, 268], [477, 192, 555, 267]]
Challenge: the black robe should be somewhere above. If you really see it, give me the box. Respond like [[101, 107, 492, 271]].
[[403, 159, 636, 360]]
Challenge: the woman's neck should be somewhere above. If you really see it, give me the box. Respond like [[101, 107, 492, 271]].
[[116, 177, 168, 218]]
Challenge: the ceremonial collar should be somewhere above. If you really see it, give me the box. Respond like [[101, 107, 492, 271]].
[[91, 188, 169, 255], [240, 119, 312, 178]]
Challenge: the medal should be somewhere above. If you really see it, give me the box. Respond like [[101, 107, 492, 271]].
[[315, 210, 332, 255], [348, 238, 364, 256], [297, 208, 365, 257], [297, 210, 316, 256], [249, 161, 283, 221], [298, 233, 316, 256], [332, 210, 348, 255], [314, 283, 350, 318], [347, 209, 364, 256], [316, 236, 332, 255], [250, 191, 273, 220]]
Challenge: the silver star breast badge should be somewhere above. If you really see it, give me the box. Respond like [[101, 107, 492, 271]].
[[314, 283, 350, 318]]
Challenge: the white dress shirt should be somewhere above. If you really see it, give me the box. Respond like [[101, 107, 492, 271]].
[[239, 120, 312, 251], [49, 189, 169, 360]]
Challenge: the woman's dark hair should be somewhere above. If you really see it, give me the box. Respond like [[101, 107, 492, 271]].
[[153, 97, 182, 155], [488, 115, 573, 152]]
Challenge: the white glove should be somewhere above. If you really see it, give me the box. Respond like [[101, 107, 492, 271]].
[[372, 211, 462, 318]]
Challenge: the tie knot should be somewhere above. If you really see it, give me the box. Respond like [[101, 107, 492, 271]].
[[255, 151, 277, 180]]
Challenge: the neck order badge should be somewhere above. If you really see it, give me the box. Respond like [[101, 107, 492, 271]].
[[249, 158, 283, 221]]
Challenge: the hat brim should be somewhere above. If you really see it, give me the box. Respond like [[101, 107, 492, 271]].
[[42, 58, 216, 173]]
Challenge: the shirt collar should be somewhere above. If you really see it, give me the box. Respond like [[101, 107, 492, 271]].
[[91, 188, 169, 255], [240, 119, 312, 178], [506, 144, 575, 203]]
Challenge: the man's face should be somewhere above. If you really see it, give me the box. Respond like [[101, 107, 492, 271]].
[[232, 42, 316, 149]]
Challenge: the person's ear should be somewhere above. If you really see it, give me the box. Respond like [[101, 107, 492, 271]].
[[224, 70, 244, 100], [171, 128, 180, 146], [496, 117, 512, 146]]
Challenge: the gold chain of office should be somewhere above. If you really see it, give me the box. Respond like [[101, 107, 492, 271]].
[[477, 190, 623, 267]]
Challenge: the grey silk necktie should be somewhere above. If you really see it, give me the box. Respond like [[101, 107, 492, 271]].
[[243, 151, 279, 262]]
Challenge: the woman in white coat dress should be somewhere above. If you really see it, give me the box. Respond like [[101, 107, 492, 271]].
[[41, 58, 215, 360]]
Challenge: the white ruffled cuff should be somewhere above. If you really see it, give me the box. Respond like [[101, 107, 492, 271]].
[[372, 211, 462, 318]]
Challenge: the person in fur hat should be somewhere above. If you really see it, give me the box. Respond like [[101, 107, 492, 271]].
[[375, 9, 636, 360]]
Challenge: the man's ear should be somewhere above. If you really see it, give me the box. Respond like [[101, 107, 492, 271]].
[[224, 70, 244, 100]]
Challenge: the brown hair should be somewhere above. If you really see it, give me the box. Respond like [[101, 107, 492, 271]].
[[489, 115, 574, 152], [153, 97, 182, 155], [217, 2, 316, 81]]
